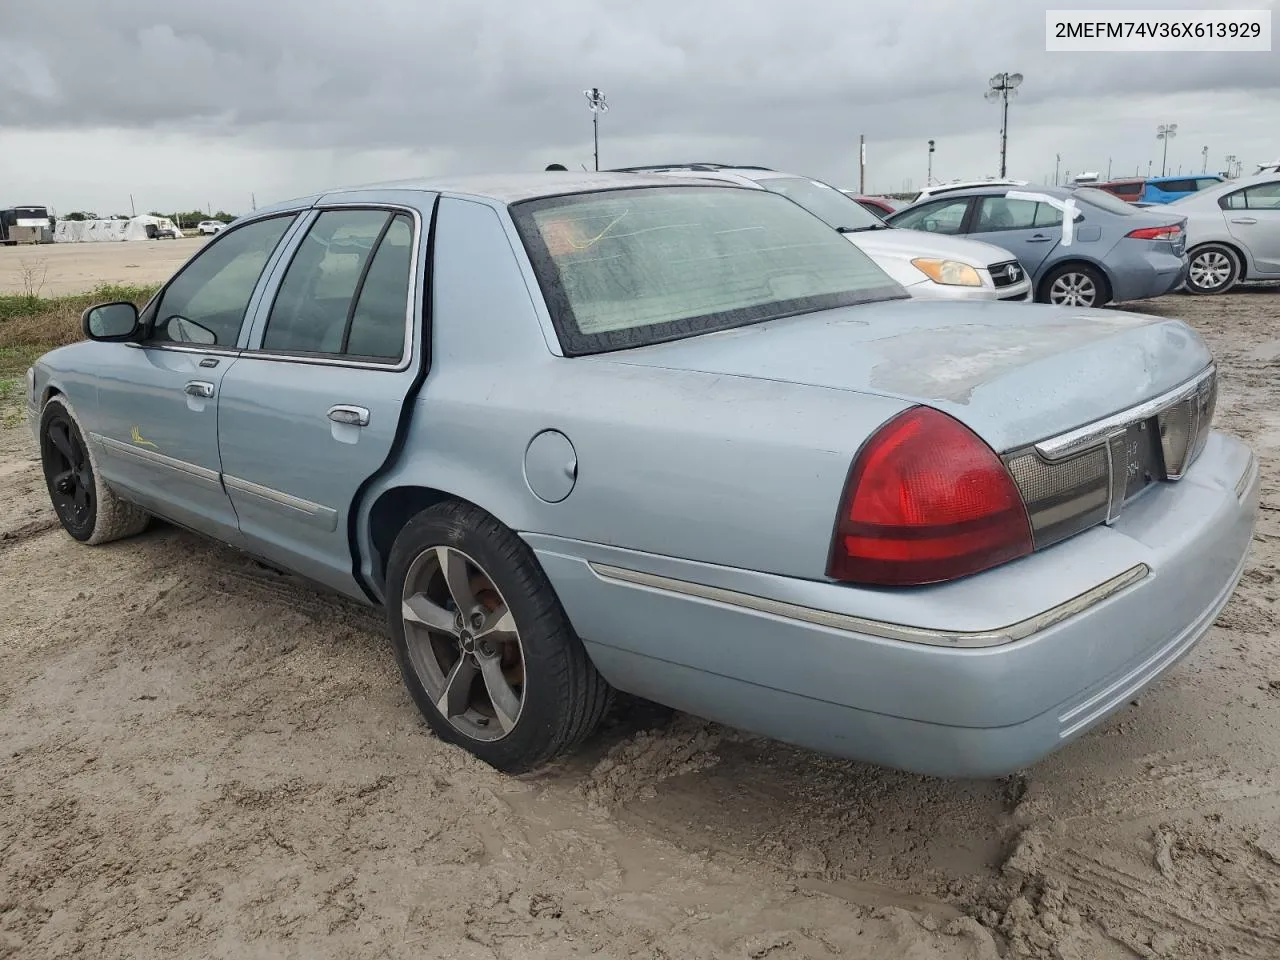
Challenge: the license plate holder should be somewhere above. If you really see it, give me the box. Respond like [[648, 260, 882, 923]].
[[1122, 418, 1164, 499]]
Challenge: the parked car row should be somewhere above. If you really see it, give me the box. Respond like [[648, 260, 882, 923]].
[[25, 167, 1260, 782]]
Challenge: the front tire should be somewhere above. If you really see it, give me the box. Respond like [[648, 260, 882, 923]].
[[1184, 243, 1241, 295], [385, 500, 613, 773], [39, 396, 150, 545], [1040, 263, 1108, 308]]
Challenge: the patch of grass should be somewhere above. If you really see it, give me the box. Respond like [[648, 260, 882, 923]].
[[0, 284, 159, 370]]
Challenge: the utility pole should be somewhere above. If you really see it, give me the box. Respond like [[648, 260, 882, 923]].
[[859, 135, 866, 193], [927, 139, 935, 185], [1054, 153, 1061, 186], [251, 193, 257, 211], [1106, 157, 1112, 180], [985, 72, 1023, 178], [1156, 122, 1177, 176], [129, 194, 136, 217], [583, 87, 608, 171]]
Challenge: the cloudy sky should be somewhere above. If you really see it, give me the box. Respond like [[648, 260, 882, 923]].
[[1, 0, 1276, 214]]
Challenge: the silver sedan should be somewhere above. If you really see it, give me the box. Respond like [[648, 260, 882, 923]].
[[1173, 173, 1280, 294]]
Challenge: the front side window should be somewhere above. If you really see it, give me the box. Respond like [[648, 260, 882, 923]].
[[889, 198, 970, 235], [512, 186, 903, 355], [149, 214, 297, 346], [262, 209, 414, 360]]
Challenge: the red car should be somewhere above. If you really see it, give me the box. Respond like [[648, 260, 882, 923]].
[[840, 192, 902, 218], [1096, 178, 1146, 204]]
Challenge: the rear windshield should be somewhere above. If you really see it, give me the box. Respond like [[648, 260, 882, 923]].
[[1072, 187, 1139, 216], [755, 176, 885, 231], [511, 186, 904, 356]]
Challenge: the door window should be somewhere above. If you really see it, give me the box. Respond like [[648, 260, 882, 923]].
[[1222, 182, 1280, 210], [890, 199, 970, 235], [261, 209, 414, 360], [973, 197, 1063, 232], [148, 214, 297, 346]]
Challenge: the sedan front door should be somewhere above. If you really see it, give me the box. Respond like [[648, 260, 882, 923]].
[[90, 213, 301, 540], [1223, 181, 1280, 276], [965, 195, 1063, 276], [215, 200, 432, 599]]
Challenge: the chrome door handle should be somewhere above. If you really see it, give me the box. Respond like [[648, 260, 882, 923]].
[[327, 404, 370, 427], [1230, 217, 1258, 225], [185, 380, 215, 398]]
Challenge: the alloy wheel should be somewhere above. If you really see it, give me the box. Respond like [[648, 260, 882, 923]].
[[1188, 250, 1234, 292], [400, 546, 526, 742], [1048, 272, 1098, 307], [44, 417, 94, 530]]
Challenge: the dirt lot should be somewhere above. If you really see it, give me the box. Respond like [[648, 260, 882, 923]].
[[1, 252, 1278, 958], [0, 238, 207, 296]]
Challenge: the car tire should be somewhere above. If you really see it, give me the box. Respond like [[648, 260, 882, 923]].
[[39, 396, 150, 545], [385, 500, 613, 773], [1184, 243, 1241, 296], [1039, 263, 1108, 308]]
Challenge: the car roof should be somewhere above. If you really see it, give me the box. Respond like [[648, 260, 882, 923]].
[[314, 171, 724, 205], [609, 164, 813, 186], [914, 184, 1075, 200], [1147, 174, 1222, 184]]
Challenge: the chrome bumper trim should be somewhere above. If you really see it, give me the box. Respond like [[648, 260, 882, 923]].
[[588, 561, 1150, 649]]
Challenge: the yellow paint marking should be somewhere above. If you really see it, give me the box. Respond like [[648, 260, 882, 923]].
[[130, 426, 158, 449]]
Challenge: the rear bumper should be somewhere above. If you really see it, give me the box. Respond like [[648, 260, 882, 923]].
[[530, 431, 1258, 778], [1111, 249, 1189, 302]]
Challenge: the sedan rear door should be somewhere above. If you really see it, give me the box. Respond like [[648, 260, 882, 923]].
[[1222, 180, 1280, 276], [964, 194, 1064, 276], [214, 195, 435, 599]]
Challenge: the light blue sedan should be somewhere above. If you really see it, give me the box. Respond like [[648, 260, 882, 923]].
[[27, 173, 1258, 777]]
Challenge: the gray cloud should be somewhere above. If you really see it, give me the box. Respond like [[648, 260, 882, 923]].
[[1, 0, 1276, 209]]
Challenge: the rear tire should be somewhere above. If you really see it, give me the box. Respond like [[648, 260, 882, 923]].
[[385, 500, 613, 773], [1184, 243, 1241, 295], [39, 396, 150, 545], [1039, 263, 1108, 308]]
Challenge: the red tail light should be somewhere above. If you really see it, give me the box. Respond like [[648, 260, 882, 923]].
[[827, 407, 1033, 586], [1126, 224, 1182, 240]]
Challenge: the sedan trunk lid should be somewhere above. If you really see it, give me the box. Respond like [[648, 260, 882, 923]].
[[603, 299, 1213, 452]]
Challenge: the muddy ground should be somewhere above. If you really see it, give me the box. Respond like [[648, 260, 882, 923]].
[[1, 281, 1278, 959]]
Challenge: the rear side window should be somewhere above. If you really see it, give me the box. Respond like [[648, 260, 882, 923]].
[[1222, 182, 1280, 210], [262, 209, 414, 361], [512, 186, 902, 355], [1154, 179, 1196, 193], [974, 197, 1062, 231]]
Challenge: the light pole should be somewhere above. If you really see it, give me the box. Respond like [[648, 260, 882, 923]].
[[1156, 123, 1177, 176], [583, 87, 609, 171], [985, 72, 1023, 178], [1225, 154, 1238, 178], [927, 139, 935, 185], [1054, 153, 1061, 185], [1201, 145, 1209, 174]]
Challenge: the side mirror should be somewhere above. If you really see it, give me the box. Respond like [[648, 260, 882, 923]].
[[82, 301, 140, 342]]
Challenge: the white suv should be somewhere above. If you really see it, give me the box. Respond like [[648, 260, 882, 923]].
[[616, 165, 1032, 303], [196, 220, 225, 235]]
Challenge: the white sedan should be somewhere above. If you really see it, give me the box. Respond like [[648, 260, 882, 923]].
[[1173, 173, 1280, 294]]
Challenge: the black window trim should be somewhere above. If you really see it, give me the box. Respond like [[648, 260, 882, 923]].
[[132, 210, 304, 355], [509, 184, 907, 358], [1219, 182, 1280, 211], [239, 202, 425, 372]]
